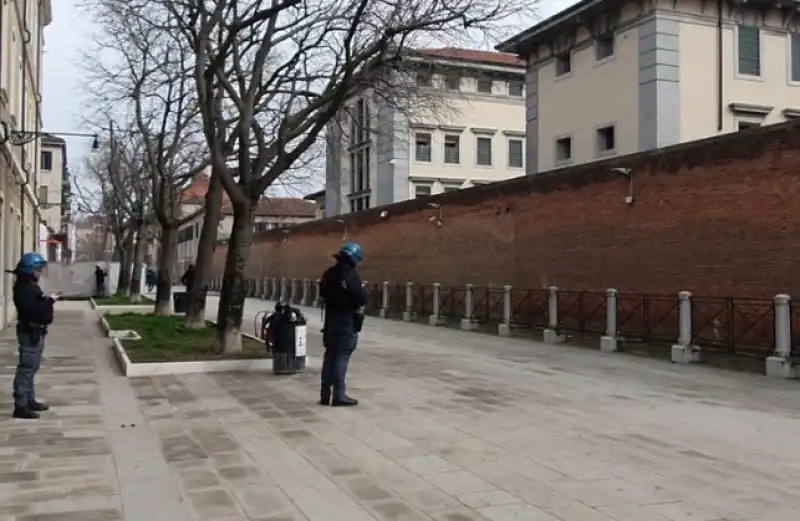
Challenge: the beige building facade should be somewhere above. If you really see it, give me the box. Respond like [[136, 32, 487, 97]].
[[324, 48, 526, 216], [498, 0, 800, 173], [0, 0, 52, 329]]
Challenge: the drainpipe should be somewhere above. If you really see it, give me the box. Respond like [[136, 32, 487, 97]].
[[19, 0, 29, 253], [717, 0, 724, 131]]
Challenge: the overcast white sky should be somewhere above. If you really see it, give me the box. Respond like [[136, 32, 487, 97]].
[[41, 0, 576, 187]]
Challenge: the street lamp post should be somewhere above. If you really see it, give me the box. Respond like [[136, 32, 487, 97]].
[[0, 121, 99, 257]]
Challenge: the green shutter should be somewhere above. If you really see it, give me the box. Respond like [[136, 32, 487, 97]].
[[738, 26, 760, 76], [792, 33, 800, 82]]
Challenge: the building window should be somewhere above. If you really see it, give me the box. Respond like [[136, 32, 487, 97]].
[[349, 147, 370, 193], [442, 185, 460, 193], [414, 184, 431, 198], [41, 150, 52, 171], [595, 35, 614, 61], [38, 186, 48, 203], [508, 139, 524, 168], [555, 54, 571, 76], [476, 136, 492, 166], [477, 77, 493, 93], [738, 25, 761, 76], [444, 135, 460, 164], [596, 125, 616, 153], [445, 74, 461, 91], [349, 97, 370, 145], [349, 195, 370, 213], [737, 120, 761, 131], [509, 80, 524, 97], [792, 33, 800, 82], [416, 72, 432, 87], [555, 137, 572, 162], [415, 132, 432, 162]]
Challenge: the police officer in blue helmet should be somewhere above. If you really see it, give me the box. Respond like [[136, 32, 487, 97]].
[[10, 252, 58, 419], [319, 241, 367, 406]]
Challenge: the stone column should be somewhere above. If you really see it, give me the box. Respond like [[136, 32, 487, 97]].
[[498, 285, 512, 336], [766, 294, 796, 378], [402, 282, 414, 322], [460, 284, 476, 331], [600, 289, 620, 353], [279, 277, 287, 302], [429, 283, 445, 326], [301, 278, 309, 306], [380, 281, 390, 318], [670, 291, 702, 363], [543, 286, 565, 344], [314, 279, 322, 306], [291, 278, 298, 304]]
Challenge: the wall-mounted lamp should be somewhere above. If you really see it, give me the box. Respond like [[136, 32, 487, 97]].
[[427, 202, 443, 227], [610, 167, 634, 205], [334, 218, 347, 240]]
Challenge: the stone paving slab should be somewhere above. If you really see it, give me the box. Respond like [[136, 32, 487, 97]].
[[2, 296, 799, 521]]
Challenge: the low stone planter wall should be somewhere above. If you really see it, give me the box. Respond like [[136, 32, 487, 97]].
[[90, 297, 155, 315]]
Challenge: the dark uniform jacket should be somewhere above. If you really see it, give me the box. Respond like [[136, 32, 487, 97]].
[[13, 274, 54, 336], [320, 261, 367, 333]]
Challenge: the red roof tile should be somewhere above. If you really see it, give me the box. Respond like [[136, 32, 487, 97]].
[[419, 47, 524, 67]]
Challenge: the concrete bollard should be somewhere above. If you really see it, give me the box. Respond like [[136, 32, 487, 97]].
[[380, 281, 390, 318], [301, 279, 309, 305], [498, 285, 512, 336], [766, 294, 796, 378], [280, 277, 287, 302], [543, 286, 565, 344], [261, 278, 267, 299], [314, 279, 322, 306], [402, 282, 414, 322], [460, 284, 476, 331], [600, 289, 621, 353], [429, 283, 445, 326], [671, 291, 702, 363]]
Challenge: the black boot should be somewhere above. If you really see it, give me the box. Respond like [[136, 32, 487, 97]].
[[332, 396, 358, 407], [13, 408, 40, 420], [28, 401, 49, 412]]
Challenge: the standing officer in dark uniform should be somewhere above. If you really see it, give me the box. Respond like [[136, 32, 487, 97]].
[[10, 252, 57, 419], [319, 241, 366, 407]]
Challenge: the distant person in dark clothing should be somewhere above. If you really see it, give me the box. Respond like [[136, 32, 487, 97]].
[[319, 241, 367, 407], [181, 264, 195, 293], [9, 252, 58, 419], [146, 267, 156, 293], [94, 265, 107, 298]]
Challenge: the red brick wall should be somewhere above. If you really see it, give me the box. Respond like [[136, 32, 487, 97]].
[[211, 121, 800, 298]]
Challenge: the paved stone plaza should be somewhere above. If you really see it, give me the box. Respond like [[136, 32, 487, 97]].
[[0, 298, 798, 521]]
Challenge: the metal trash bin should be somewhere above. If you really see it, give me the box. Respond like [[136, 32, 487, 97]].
[[271, 307, 307, 375], [173, 292, 189, 314]]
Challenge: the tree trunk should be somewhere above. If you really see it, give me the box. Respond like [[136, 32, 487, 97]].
[[129, 222, 146, 303], [186, 174, 223, 328], [116, 233, 134, 296], [215, 201, 256, 354], [154, 226, 177, 315]]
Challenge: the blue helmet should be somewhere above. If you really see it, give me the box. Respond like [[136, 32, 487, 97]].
[[17, 251, 47, 275], [338, 241, 364, 264]]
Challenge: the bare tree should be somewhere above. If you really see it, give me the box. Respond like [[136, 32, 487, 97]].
[[82, 1, 220, 314]]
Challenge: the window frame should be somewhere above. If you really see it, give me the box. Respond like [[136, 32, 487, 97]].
[[477, 77, 493, 94], [554, 136, 573, 164], [414, 132, 433, 163], [595, 124, 616, 156], [508, 80, 524, 97], [443, 134, 460, 165], [476, 136, 493, 166], [736, 25, 762, 78], [507, 138, 524, 169], [555, 54, 572, 77], [595, 34, 615, 62]]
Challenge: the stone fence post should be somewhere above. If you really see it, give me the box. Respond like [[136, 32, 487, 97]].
[[766, 294, 796, 378], [600, 289, 620, 353], [543, 286, 565, 344], [498, 285, 512, 336], [314, 279, 322, 306], [670, 291, 702, 364], [402, 282, 414, 322], [460, 284, 476, 331], [301, 278, 309, 305], [429, 283, 444, 326], [380, 281, 389, 318]]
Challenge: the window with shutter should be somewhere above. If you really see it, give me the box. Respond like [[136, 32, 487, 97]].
[[738, 25, 760, 76], [444, 135, 460, 164], [792, 33, 800, 82], [476, 137, 492, 166], [508, 139, 524, 168]]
